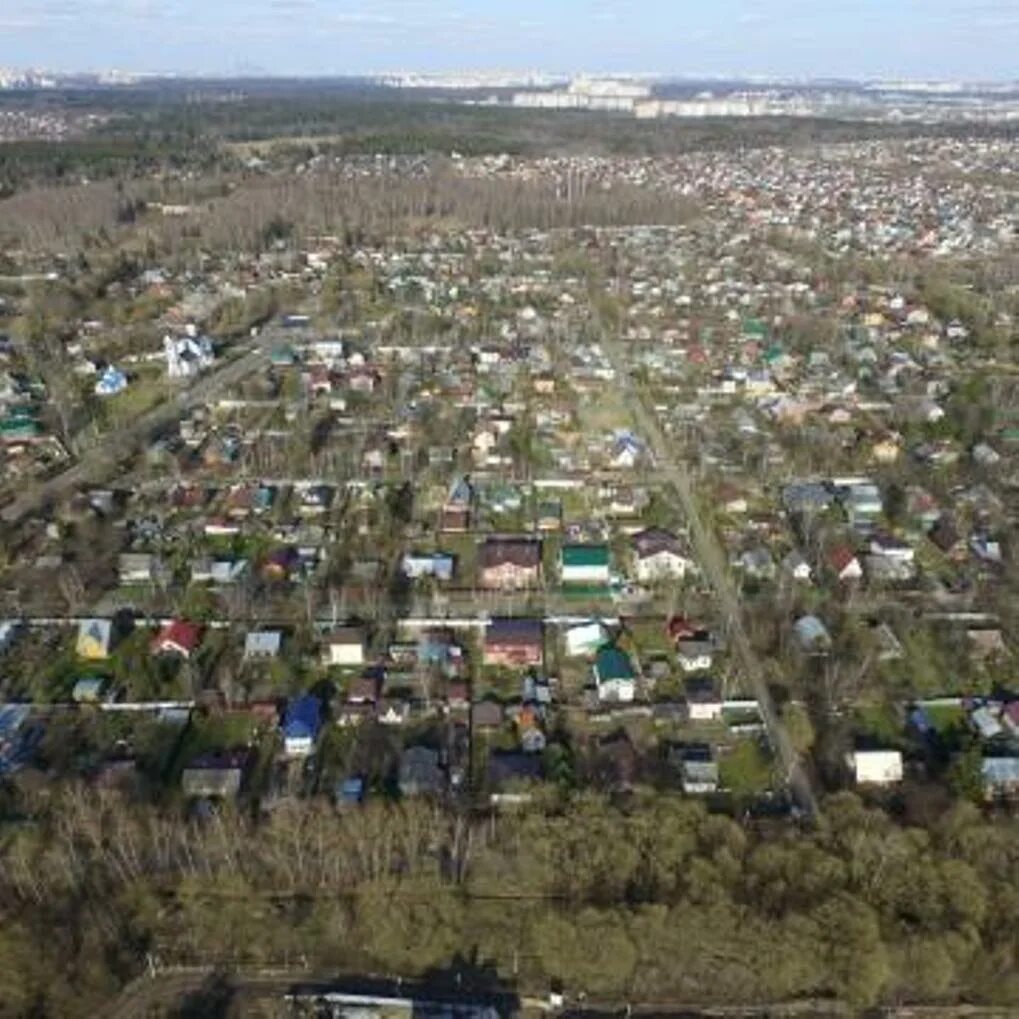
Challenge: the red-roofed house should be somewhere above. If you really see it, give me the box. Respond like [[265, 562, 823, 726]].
[[827, 545, 863, 582], [152, 620, 203, 659]]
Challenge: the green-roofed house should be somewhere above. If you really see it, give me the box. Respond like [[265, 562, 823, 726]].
[[0, 412, 40, 444], [269, 344, 298, 367], [593, 645, 636, 703], [742, 317, 768, 341], [560, 544, 610, 586]]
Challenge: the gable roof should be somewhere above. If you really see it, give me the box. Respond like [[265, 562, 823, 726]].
[[486, 618, 543, 646], [561, 544, 609, 568], [595, 645, 635, 683], [631, 527, 681, 558], [479, 538, 541, 569]]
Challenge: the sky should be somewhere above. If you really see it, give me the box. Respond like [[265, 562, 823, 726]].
[[1, 0, 1018, 80]]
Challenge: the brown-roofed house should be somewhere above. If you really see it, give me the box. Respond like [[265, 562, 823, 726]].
[[479, 538, 541, 590]]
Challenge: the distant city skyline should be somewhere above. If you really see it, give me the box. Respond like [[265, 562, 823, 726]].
[[1, 0, 1018, 81]]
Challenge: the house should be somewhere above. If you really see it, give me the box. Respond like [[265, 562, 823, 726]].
[[322, 627, 366, 668], [94, 365, 128, 397], [783, 481, 834, 517], [191, 558, 249, 585], [445, 682, 470, 711], [165, 332, 214, 379], [181, 749, 250, 799], [418, 629, 464, 675], [981, 757, 1019, 799], [971, 705, 1003, 740], [843, 483, 883, 529], [281, 695, 322, 756], [119, 552, 156, 585], [928, 516, 963, 556], [849, 749, 903, 785], [472, 699, 505, 730], [593, 645, 636, 704], [610, 432, 643, 468], [1002, 702, 1019, 736], [870, 532, 915, 562], [479, 538, 541, 590], [401, 552, 455, 582], [76, 618, 112, 660], [827, 545, 863, 582], [669, 744, 719, 794], [484, 619, 543, 668], [244, 631, 282, 661], [399, 746, 444, 797], [970, 535, 1004, 565], [151, 620, 202, 659], [346, 672, 381, 706], [72, 676, 109, 704], [969, 629, 1009, 663], [441, 476, 472, 533], [685, 677, 723, 721], [536, 500, 563, 531], [676, 635, 716, 673], [378, 699, 412, 726], [560, 544, 610, 586], [564, 620, 608, 657], [793, 615, 832, 655], [335, 775, 365, 808], [739, 547, 775, 580], [781, 550, 812, 582], [631, 527, 692, 581]]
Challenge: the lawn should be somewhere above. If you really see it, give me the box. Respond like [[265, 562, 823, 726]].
[[718, 738, 774, 796], [854, 702, 905, 747], [168, 709, 266, 782], [923, 703, 966, 735]]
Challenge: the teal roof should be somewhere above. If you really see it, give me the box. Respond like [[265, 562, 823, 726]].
[[742, 318, 768, 339], [595, 646, 634, 683], [561, 544, 609, 568]]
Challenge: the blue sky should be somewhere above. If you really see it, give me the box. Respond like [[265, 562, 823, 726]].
[[1, 0, 1017, 79]]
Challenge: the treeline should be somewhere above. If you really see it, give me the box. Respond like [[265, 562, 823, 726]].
[[1, 783, 1017, 1014], [0, 167, 697, 255], [166, 171, 697, 250]]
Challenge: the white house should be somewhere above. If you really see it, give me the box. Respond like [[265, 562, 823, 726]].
[[244, 631, 282, 660], [631, 527, 692, 582], [323, 627, 366, 668], [165, 330, 214, 379], [609, 432, 643, 469], [564, 621, 608, 657], [849, 749, 903, 785], [676, 637, 715, 674], [636, 548, 691, 582], [560, 545, 611, 586], [593, 646, 636, 704]]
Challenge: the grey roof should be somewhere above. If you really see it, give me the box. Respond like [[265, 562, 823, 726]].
[[244, 631, 282, 657]]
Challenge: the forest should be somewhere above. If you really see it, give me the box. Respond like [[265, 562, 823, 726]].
[[0, 782, 1017, 1016], [3, 82, 1016, 197]]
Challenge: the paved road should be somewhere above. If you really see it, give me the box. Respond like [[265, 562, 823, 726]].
[[1, 328, 294, 527], [600, 333, 819, 821]]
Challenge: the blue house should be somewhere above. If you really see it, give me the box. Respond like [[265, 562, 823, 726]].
[[282, 694, 322, 756], [336, 775, 365, 807], [94, 365, 128, 397]]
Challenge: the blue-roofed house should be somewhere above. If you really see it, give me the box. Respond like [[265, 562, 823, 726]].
[[282, 694, 322, 756], [94, 365, 128, 397], [336, 775, 365, 808]]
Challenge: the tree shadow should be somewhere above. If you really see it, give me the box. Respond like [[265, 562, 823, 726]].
[[171, 971, 234, 1019]]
